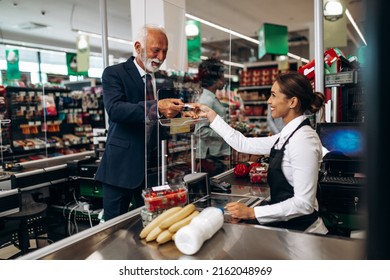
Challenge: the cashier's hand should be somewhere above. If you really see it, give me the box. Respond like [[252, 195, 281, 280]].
[[180, 110, 199, 118], [188, 103, 218, 122], [158, 98, 184, 118], [225, 202, 256, 220]]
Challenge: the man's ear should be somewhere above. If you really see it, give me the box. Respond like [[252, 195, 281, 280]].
[[134, 41, 141, 54]]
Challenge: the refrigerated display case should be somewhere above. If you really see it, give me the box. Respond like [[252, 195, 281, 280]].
[[0, 85, 105, 164]]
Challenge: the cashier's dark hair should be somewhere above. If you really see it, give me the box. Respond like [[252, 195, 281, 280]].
[[198, 58, 225, 88], [276, 71, 325, 115]]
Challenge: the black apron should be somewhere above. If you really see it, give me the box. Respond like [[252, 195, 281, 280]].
[[263, 118, 318, 231]]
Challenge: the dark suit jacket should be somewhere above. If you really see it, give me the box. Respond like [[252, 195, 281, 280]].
[[95, 56, 173, 189]]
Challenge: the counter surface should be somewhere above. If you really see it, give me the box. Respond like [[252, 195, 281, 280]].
[[17, 168, 366, 260], [18, 207, 365, 260]]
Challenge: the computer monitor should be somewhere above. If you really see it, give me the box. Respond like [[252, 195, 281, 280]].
[[182, 172, 209, 203], [316, 122, 365, 177], [316, 122, 365, 162]]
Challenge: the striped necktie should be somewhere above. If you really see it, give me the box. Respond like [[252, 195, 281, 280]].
[[145, 74, 154, 100]]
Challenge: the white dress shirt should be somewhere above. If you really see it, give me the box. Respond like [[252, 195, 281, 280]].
[[210, 114, 328, 234]]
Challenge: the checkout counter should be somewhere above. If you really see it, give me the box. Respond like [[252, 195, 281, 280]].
[[0, 151, 97, 257], [15, 169, 366, 260], [0, 151, 96, 191]]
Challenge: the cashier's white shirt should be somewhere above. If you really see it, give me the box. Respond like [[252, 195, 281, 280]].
[[210, 115, 328, 234]]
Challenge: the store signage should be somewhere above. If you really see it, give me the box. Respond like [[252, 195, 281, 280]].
[[6, 49, 21, 80], [66, 53, 88, 76], [76, 35, 90, 73], [258, 23, 288, 60]]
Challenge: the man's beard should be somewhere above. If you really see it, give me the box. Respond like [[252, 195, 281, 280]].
[[140, 51, 162, 73]]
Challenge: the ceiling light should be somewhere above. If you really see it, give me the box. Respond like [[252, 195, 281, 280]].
[[186, 13, 259, 44], [186, 20, 200, 37], [186, 13, 309, 64], [186, 24, 199, 37], [77, 35, 89, 51], [345, 9, 367, 46], [324, 0, 344, 21], [77, 30, 132, 45]]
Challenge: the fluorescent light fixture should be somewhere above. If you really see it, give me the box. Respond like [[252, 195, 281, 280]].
[[186, 14, 259, 44], [186, 24, 199, 37], [186, 13, 309, 63], [345, 9, 367, 46], [287, 52, 309, 63], [200, 55, 245, 68], [324, 0, 344, 21], [77, 35, 89, 51], [77, 30, 133, 45], [185, 20, 200, 37], [221, 59, 245, 68]]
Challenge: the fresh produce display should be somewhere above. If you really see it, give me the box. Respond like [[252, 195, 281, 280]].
[[139, 203, 199, 245], [233, 162, 250, 177], [142, 185, 188, 212]]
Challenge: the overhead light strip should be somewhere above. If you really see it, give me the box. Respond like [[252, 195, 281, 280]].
[[186, 14, 259, 44], [185, 13, 309, 63], [1, 39, 103, 57], [200, 55, 245, 68], [77, 30, 133, 45], [345, 9, 367, 46]]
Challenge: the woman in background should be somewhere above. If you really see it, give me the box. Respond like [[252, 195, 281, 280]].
[[194, 58, 230, 177]]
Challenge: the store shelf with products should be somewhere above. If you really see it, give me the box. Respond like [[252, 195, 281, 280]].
[[230, 61, 300, 164], [0, 86, 105, 164], [235, 61, 297, 137], [239, 89, 270, 135]]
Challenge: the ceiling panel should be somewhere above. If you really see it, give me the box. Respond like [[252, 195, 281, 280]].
[[0, 0, 365, 61]]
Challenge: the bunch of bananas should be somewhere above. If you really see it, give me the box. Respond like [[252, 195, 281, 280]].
[[139, 204, 199, 245]]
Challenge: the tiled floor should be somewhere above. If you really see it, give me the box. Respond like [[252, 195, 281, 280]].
[[0, 243, 22, 259], [0, 206, 101, 260], [0, 208, 86, 260], [0, 239, 43, 259]]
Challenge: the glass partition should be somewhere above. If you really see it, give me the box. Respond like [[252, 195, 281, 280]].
[[142, 2, 235, 190], [0, 45, 105, 167]]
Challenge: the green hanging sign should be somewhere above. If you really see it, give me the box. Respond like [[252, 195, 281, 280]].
[[258, 23, 288, 59], [6, 49, 21, 80], [66, 52, 88, 76]]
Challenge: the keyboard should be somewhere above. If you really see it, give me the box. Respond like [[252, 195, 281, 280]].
[[320, 175, 365, 185]]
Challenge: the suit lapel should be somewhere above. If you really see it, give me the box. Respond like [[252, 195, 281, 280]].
[[125, 56, 145, 97]]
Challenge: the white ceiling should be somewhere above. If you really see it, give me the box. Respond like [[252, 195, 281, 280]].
[[0, 0, 365, 60]]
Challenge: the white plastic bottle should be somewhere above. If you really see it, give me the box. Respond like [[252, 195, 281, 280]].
[[174, 206, 224, 255]]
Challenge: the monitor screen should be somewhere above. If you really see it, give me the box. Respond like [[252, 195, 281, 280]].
[[316, 122, 364, 161], [182, 172, 209, 203]]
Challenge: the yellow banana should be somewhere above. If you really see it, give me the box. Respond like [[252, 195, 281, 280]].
[[168, 210, 199, 233], [159, 204, 196, 229], [145, 226, 163, 242], [156, 229, 174, 244], [139, 206, 182, 239]]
